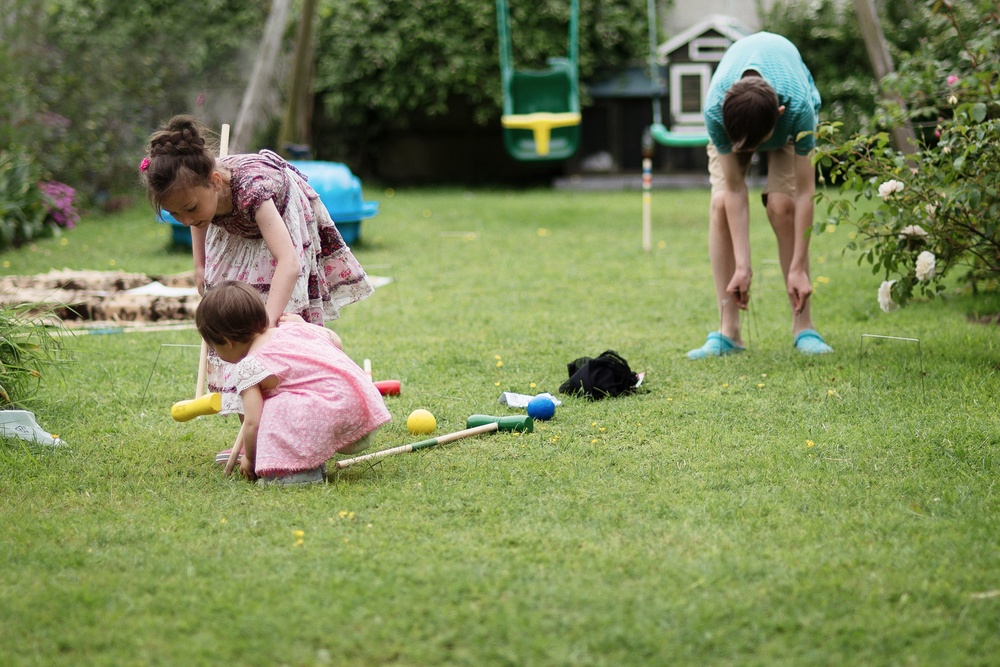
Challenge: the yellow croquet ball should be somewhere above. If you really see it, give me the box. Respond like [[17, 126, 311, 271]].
[[406, 409, 436, 435]]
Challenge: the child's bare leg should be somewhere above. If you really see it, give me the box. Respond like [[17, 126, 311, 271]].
[[765, 191, 816, 335], [709, 190, 743, 345]]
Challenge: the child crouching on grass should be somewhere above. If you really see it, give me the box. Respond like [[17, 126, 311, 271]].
[[196, 281, 391, 485]]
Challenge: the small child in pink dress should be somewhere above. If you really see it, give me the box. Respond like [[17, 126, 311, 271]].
[[195, 281, 391, 485]]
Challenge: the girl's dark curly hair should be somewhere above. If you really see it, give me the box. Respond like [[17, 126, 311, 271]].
[[140, 114, 219, 214]]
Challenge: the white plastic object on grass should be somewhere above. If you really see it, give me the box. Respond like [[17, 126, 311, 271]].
[[0, 410, 65, 446], [497, 391, 562, 409]]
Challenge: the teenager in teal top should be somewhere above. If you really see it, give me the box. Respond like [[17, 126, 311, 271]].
[[688, 32, 833, 359], [704, 32, 822, 156]]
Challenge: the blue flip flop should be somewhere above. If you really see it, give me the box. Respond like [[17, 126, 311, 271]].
[[793, 329, 834, 355], [687, 332, 744, 360]]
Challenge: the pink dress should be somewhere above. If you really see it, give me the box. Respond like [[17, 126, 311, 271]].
[[204, 150, 374, 414], [233, 322, 391, 475]]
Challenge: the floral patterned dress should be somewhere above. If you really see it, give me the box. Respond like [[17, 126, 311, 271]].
[[233, 322, 391, 475], [203, 150, 373, 413]]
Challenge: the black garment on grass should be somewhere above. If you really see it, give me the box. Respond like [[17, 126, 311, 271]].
[[559, 350, 638, 400]]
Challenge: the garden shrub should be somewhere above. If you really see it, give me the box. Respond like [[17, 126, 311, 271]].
[[0, 151, 47, 250], [815, 0, 1000, 311], [760, 0, 927, 137], [0, 152, 79, 250], [0, 0, 261, 201], [0, 303, 69, 409], [312, 0, 651, 163]]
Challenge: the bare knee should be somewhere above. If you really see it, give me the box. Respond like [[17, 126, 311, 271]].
[[766, 194, 795, 231], [710, 192, 727, 226]]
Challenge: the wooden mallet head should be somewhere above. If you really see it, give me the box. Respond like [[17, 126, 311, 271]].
[[465, 414, 533, 433], [171, 393, 222, 422], [373, 380, 401, 396]]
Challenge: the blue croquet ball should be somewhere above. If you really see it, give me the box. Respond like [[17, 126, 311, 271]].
[[526, 396, 556, 421]]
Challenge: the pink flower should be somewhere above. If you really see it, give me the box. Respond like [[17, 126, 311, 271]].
[[139, 157, 150, 173], [946, 75, 959, 86], [39, 180, 79, 229]]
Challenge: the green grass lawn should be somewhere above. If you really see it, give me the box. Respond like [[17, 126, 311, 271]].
[[2, 187, 999, 665]]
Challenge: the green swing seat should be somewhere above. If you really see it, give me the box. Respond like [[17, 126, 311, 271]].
[[649, 122, 709, 148], [496, 0, 581, 161]]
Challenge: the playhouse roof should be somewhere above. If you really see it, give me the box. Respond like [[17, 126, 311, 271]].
[[656, 14, 753, 62]]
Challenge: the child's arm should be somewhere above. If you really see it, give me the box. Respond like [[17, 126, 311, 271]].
[[239, 384, 264, 480], [190, 224, 208, 294], [256, 199, 301, 327]]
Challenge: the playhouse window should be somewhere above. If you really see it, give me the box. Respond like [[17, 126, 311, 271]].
[[688, 37, 731, 62], [670, 63, 712, 126]]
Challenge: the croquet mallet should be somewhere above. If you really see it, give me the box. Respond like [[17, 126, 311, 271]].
[[333, 414, 532, 471], [169, 122, 231, 424], [171, 392, 223, 422]]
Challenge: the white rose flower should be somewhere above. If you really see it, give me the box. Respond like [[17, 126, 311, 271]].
[[948, 95, 958, 106], [878, 179, 905, 201], [924, 204, 936, 218], [878, 280, 899, 313], [915, 251, 936, 282], [899, 224, 928, 240]]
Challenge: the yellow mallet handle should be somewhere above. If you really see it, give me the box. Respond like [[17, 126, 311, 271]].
[[170, 393, 222, 422]]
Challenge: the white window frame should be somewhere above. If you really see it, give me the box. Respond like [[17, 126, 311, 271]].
[[688, 37, 731, 62], [670, 63, 712, 126]]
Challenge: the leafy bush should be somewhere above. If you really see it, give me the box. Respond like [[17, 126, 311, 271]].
[[760, 0, 927, 137], [815, 0, 1000, 310], [313, 0, 651, 160], [0, 0, 261, 200], [0, 152, 79, 250], [0, 303, 69, 408], [0, 151, 47, 250]]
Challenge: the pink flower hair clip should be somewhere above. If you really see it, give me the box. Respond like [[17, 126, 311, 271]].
[[139, 157, 150, 173]]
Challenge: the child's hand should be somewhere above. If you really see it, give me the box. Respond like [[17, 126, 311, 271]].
[[278, 313, 306, 326], [240, 455, 257, 481], [786, 268, 813, 314]]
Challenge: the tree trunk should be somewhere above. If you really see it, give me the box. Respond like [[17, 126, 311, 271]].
[[855, 0, 918, 154], [233, 0, 291, 151], [278, 0, 318, 157]]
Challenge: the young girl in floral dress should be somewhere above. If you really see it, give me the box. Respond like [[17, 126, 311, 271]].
[[139, 115, 374, 419], [196, 281, 390, 484]]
